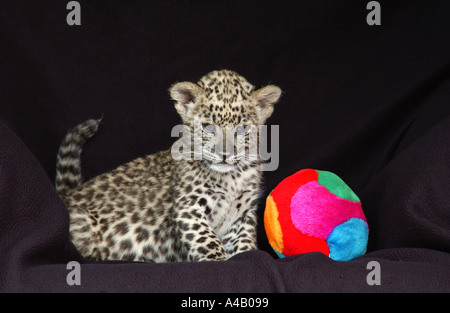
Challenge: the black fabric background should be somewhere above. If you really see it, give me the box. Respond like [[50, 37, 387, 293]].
[[0, 0, 449, 292]]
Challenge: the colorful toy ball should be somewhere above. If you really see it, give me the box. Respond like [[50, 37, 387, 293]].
[[264, 169, 369, 261]]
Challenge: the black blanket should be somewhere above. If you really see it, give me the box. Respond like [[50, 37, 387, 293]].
[[0, 0, 449, 293]]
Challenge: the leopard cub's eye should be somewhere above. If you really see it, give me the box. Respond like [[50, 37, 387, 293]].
[[202, 124, 215, 133], [236, 125, 251, 135]]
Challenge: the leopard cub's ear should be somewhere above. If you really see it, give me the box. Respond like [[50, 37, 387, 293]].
[[170, 82, 202, 120], [252, 85, 281, 124]]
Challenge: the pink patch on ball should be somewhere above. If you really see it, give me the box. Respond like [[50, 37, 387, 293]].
[[290, 181, 366, 239]]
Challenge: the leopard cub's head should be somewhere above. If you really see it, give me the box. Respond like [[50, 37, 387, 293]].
[[170, 70, 281, 173]]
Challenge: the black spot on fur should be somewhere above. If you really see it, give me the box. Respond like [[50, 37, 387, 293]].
[[198, 198, 207, 206]]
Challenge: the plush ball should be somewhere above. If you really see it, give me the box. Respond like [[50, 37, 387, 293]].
[[264, 169, 369, 261]]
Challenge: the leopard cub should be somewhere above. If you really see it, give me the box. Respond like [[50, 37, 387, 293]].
[[56, 70, 281, 262]]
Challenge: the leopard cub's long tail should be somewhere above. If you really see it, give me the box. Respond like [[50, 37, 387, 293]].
[[55, 118, 102, 195]]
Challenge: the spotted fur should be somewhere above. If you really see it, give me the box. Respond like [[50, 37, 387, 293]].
[[55, 118, 102, 195], [56, 70, 281, 262]]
